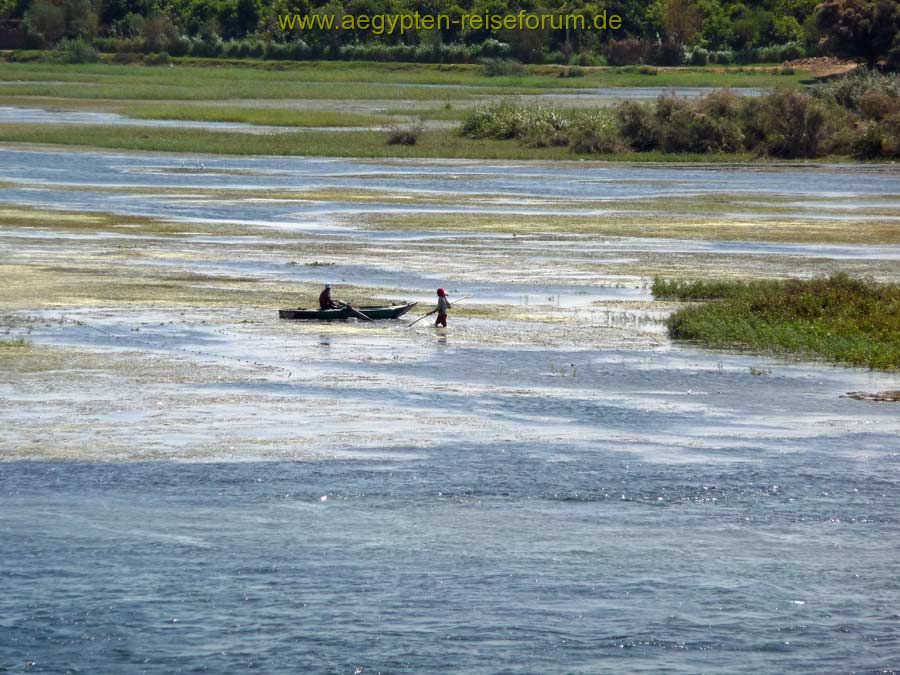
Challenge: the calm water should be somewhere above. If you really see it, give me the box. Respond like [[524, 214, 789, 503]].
[[2, 149, 900, 673]]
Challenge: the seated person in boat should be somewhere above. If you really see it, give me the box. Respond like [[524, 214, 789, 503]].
[[319, 283, 342, 310]]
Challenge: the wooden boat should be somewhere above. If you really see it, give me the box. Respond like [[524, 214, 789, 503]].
[[278, 302, 418, 321]]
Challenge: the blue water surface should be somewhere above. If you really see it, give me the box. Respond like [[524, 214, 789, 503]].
[[2, 446, 898, 673]]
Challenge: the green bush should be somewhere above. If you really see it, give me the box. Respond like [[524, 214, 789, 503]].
[[522, 118, 571, 148], [53, 38, 99, 63], [689, 48, 709, 66], [480, 58, 526, 77], [755, 41, 805, 62], [855, 113, 900, 158], [461, 101, 568, 141], [744, 89, 832, 158], [812, 68, 900, 111], [558, 66, 586, 78], [143, 51, 171, 66], [265, 40, 314, 61], [615, 100, 659, 150], [568, 112, 626, 153], [108, 51, 143, 64]]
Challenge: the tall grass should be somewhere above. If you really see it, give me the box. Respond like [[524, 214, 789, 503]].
[[811, 69, 900, 111], [655, 274, 900, 370]]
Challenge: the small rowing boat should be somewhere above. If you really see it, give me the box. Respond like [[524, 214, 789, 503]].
[[278, 302, 418, 321]]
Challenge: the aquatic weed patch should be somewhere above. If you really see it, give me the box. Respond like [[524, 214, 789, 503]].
[[656, 274, 900, 370]]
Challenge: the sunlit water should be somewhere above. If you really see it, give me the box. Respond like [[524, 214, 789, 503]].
[[2, 149, 900, 673]]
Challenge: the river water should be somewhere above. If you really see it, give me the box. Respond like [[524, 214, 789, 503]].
[[1, 148, 899, 673]]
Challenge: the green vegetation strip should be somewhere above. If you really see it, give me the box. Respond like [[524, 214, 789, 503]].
[[0, 123, 763, 161], [654, 274, 900, 370], [0, 61, 809, 98], [120, 105, 390, 127]]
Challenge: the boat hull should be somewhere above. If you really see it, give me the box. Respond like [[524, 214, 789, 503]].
[[278, 302, 417, 321]]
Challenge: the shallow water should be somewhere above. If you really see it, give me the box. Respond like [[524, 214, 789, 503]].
[[0, 106, 301, 134], [2, 148, 900, 673]]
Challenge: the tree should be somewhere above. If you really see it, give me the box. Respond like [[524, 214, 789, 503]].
[[219, 0, 262, 38], [63, 0, 97, 38], [141, 13, 178, 50], [662, 0, 701, 45], [815, 0, 900, 69], [24, 0, 66, 44], [0, 0, 17, 18]]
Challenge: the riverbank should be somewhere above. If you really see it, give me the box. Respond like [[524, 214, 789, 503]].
[[0, 58, 821, 160]]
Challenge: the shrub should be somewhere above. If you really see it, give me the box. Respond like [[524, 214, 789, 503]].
[[54, 37, 99, 63], [746, 89, 831, 158], [812, 68, 900, 111], [689, 48, 709, 66], [109, 51, 143, 64], [659, 105, 744, 153], [386, 123, 422, 145], [461, 101, 568, 140], [478, 39, 510, 59], [188, 35, 223, 57], [265, 40, 313, 61], [698, 89, 743, 117], [646, 40, 683, 66], [480, 57, 526, 76], [855, 113, 900, 158], [522, 118, 571, 147], [615, 101, 659, 150], [755, 41, 805, 63], [570, 51, 601, 66], [143, 51, 171, 66], [558, 66, 586, 78], [854, 123, 886, 158], [859, 91, 900, 120], [604, 39, 645, 66], [568, 112, 627, 153]]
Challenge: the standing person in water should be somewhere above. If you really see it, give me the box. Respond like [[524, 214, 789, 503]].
[[319, 283, 340, 310], [435, 288, 451, 327]]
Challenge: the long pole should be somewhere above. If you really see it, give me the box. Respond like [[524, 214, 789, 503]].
[[407, 295, 472, 327]]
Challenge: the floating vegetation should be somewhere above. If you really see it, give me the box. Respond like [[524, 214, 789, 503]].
[[658, 274, 900, 370]]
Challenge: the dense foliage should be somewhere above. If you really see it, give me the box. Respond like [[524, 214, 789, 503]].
[[654, 274, 900, 370], [461, 71, 900, 158], [0, 0, 898, 67]]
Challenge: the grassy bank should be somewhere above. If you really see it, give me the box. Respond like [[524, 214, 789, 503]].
[[655, 275, 900, 370], [0, 123, 766, 161], [0, 60, 811, 99], [0, 59, 821, 158]]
